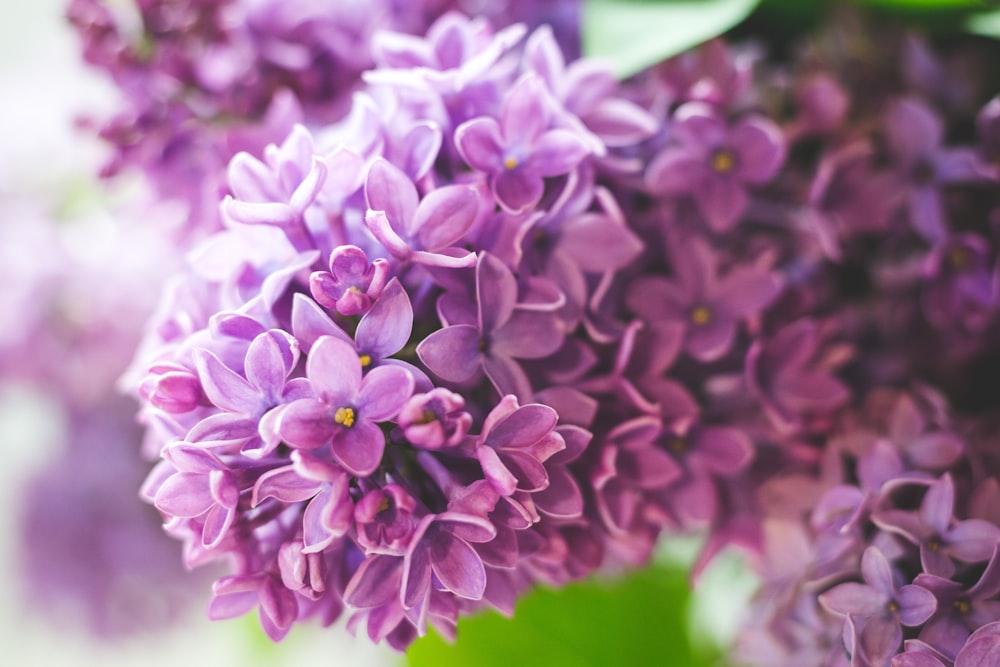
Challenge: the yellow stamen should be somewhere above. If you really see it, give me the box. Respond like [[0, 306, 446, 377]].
[[503, 156, 518, 170], [690, 305, 712, 326], [377, 496, 391, 513], [711, 150, 735, 174], [669, 437, 687, 455], [334, 407, 356, 428], [954, 599, 971, 615], [359, 354, 372, 368], [414, 409, 438, 425]]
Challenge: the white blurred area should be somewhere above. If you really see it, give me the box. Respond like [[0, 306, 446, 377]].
[[0, 2, 397, 666]]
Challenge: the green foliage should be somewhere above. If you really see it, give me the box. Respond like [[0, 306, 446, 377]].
[[968, 7, 1000, 37], [582, 0, 762, 79], [407, 563, 707, 667]]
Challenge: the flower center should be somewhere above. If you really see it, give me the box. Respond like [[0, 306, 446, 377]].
[[913, 159, 936, 185], [887, 600, 900, 613], [690, 305, 713, 325], [927, 538, 942, 552], [377, 496, 392, 514], [334, 407, 356, 427], [414, 409, 438, 425], [359, 354, 372, 367], [504, 156, 519, 170], [954, 599, 971, 615], [669, 436, 688, 454], [710, 149, 736, 174], [947, 246, 972, 271]]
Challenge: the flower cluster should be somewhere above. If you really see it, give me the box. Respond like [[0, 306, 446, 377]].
[[85, 0, 1000, 661], [67, 0, 580, 238]]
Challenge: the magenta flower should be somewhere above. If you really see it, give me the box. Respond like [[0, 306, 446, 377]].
[[646, 102, 786, 232], [397, 388, 472, 449], [455, 73, 591, 213], [309, 245, 389, 316], [277, 336, 414, 476]]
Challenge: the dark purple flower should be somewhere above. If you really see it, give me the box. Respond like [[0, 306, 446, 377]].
[[277, 336, 414, 476], [922, 234, 997, 333], [883, 98, 982, 241], [646, 102, 786, 232], [819, 546, 937, 665], [455, 73, 591, 213], [354, 483, 418, 554], [626, 233, 783, 362], [309, 245, 389, 316], [418, 253, 565, 398], [746, 319, 850, 433]]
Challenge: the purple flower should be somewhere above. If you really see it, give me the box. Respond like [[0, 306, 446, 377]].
[[915, 548, 1000, 659], [646, 102, 786, 232], [874, 475, 1000, 577], [417, 253, 565, 398], [209, 573, 298, 642], [397, 388, 472, 449], [746, 319, 850, 433], [455, 73, 591, 213], [474, 395, 565, 497], [151, 444, 242, 550], [977, 96, 1000, 175], [251, 450, 354, 553], [309, 245, 389, 316], [626, 233, 783, 362], [883, 98, 982, 241], [922, 234, 997, 333], [354, 484, 418, 554], [276, 335, 414, 476], [364, 157, 480, 268], [819, 547, 937, 665]]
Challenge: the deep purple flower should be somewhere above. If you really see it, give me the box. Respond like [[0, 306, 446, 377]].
[[626, 233, 783, 362], [922, 234, 997, 333], [418, 253, 565, 398], [354, 483, 418, 554], [883, 98, 982, 241], [455, 73, 591, 213], [746, 319, 850, 433], [646, 102, 786, 232], [277, 335, 414, 475], [819, 546, 937, 665]]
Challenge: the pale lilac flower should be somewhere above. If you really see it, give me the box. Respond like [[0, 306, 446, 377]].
[[309, 245, 389, 316]]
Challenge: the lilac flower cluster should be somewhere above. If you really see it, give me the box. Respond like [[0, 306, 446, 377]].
[[108, 3, 1000, 662], [68, 0, 579, 238]]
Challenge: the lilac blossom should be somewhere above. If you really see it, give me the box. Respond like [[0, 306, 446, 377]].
[[455, 73, 591, 213], [883, 98, 983, 241], [309, 245, 389, 316], [646, 102, 786, 232], [277, 335, 414, 475], [626, 233, 783, 362], [819, 546, 937, 664], [397, 388, 472, 449], [417, 253, 565, 398]]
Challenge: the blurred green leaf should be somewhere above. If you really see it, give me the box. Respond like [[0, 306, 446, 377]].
[[859, 0, 991, 8], [582, 0, 762, 79], [968, 7, 1000, 37], [407, 563, 703, 667]]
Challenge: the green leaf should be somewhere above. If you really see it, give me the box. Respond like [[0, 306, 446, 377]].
[[407, 563, 700, 667], [582, 0, 762, 79], [968, 8, 1000, 37], [861, 0, 990, 8]]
